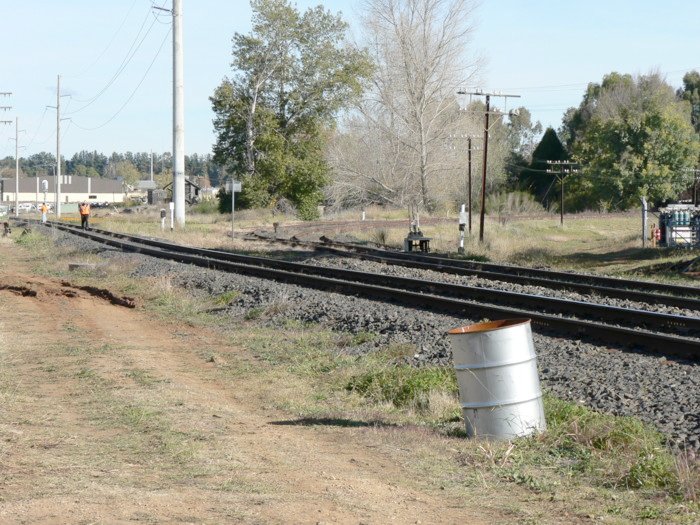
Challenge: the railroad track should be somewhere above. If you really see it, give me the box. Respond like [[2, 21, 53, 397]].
[[246, 232, 700, 310], [25, 219, 700, 360]]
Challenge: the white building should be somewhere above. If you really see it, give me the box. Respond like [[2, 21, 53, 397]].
[[0, 174, 124, 207]]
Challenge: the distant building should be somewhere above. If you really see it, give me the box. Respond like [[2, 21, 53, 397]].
[[162, 177, 202, 204], [125, 180, 159, 203], [0, 174, 124, 206]]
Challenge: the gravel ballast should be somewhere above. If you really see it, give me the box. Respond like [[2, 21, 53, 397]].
[[50, 228, 700, 453]]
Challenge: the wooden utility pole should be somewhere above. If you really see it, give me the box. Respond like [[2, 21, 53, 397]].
[[546, 161, 579, 226], [457, 90, 520, 242], [685, 168, 700, 206], [465, 137, 483, 235], [467, 137, 472, 234]]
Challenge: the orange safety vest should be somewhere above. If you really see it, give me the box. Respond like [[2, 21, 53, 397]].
[[40, 204, 48, 214], [79, 204, 90, 216]]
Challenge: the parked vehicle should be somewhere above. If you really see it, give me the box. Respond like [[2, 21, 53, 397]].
[[17, 203, 36, 213]]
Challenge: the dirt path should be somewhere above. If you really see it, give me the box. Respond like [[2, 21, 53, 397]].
[[0, 238, 492, 524]]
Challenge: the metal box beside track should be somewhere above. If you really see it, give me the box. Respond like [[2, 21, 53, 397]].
[[659, 205, 700, 247]]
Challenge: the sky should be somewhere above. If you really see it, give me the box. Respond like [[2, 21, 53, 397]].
[[0, 0, 698, 160]]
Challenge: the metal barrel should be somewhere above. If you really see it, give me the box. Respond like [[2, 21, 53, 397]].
[[447, 319, 546, 439]]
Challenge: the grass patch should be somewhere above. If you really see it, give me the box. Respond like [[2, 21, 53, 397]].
[[244, 307, 264, 320], [191, 199, 219, 214], [539, 395, 678, 491], [336, 330, 378, 348], [346, 364, 457, 411], [76, 368, 96, 380], [124, 368, 164, 388], [14, 228, 52, 251], [213, 290, 240, 306]]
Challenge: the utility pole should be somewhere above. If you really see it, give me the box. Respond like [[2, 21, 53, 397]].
[[12, 118, 25, 217], [47, 76, 63, 218], [15, 117, 19, 217], [0, 91, 14, 212], [458, 90, 520, 242], [546, 161, 579, 226], [173, 0, 185, 227], [150, 150, 154, 182], [56, 75, 62, 218], [685, 168, 700, 206], [154, 1, 186, 227], [466, 137, 483, 235], [47, 75, 71, 218], [467, 137, 472, 233], [0, 94, 11, 145], [0, 95, 12, 176]]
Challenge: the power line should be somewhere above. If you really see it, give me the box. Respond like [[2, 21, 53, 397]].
[[71, 27, 171, 132], [66, 7, 159, 113], [24, 107, 49, 150], [66, 0, 141, 79]]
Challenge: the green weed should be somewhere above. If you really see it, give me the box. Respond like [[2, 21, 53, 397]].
[[346, 364, 457, 411], [244, 307, 264, 320], [213, 290, 240, 306]]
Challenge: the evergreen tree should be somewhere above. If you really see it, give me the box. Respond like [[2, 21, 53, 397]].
[[519, 128, 567, 207], [678, 70, 700, 134]]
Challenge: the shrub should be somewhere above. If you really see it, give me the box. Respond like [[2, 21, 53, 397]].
[[191, 199, 219, 214], [485, 191, 545, 216]]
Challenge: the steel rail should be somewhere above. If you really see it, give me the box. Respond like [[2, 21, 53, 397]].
[[313, 246, 700, 311], [48, 222, 700, 335], [37, 220, 700, 360], [248, 233, 700, 301]]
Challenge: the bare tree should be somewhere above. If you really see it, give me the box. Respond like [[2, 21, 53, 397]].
[[329, 0, 481, 214]]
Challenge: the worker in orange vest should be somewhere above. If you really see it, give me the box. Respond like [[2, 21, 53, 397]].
[[79, 202, 91, 230], [40, 202, 49, 224]]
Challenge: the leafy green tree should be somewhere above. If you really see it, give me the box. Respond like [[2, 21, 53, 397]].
[[566, 73, 699, 210], [503, 107, 543, 186], [211, 0, 372, 219], [559, 72, 635, 152], [113, 160, 142, 187], [677, 70, 700, 134]]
